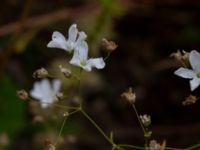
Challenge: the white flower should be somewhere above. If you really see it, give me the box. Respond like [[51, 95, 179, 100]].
[[30, 79, 61, 108], [69, 41, 105, 72], [174, 50, 200, 91], [47, 24, 87, 52]]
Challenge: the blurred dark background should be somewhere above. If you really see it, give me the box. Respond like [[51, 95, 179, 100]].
[[0, 0, 200, 149]]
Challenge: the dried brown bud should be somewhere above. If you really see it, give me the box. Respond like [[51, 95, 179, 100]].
[[33, 67, 48, 79], [33, 115, 44, 123], [44, 139, 56, 150], [149, 140, 161, 150], [59, 65, 71, 78], [121, 87, 136, 104], [170, 50, 189, 67], [182, 50, 189, 61], [17, 89, 29, 100], [170, 50, 182, 61], [182, 95, 197, 106], [56, 92, 64, 100], [102, 38, 118, 52]]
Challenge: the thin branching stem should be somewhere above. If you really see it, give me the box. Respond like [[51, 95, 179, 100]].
[[131, 104, 146, 134], [118, 144, 145, 150], [54, 115, 68, 146]]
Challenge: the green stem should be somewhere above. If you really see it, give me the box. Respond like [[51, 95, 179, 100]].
[[144, 138, 148, 150], [185, 143, 200, 150], [54, 115, 68, 146], [118, 144, 144, 150], [80, 109, 120, 149], [165, 147, 187, 150], [104, 52, 111, 61], [131, 104, 146, 134]]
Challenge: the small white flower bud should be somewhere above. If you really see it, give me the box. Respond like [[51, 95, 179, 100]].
[[139, 114, 151, 127]]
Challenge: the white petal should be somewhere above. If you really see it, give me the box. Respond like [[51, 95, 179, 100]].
[[69, 50, 81, 67], [189, 50, 200, 72], [82, 58, 105, 72], [76, 31, 87, 46], [40, 79, 51, 97], [77, 41, 88, 61], [87, 58, 106, 69], [47, 31, 68, 50], [30, 82, 43, 99], [70, 41, 88, 66], [52, 79, 61, 92], [190, 77, 200, 91], [174, 67, 195, 79], [82, 65, 92, 72], [68, 24, 78, 42]]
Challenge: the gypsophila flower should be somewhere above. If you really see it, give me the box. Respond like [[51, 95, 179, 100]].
[[69, 41, 105, 71], [30, 79, 61, 108], [174, 50, 200, 91], [47, 24, 87, 52]]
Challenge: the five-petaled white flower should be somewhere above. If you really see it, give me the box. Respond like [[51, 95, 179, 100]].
[[69, 41, 105, 71], [47, 24, 87, 52], [174, 50, 200, 91], [30, 79, 61, 108]]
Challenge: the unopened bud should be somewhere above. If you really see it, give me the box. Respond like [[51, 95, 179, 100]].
[[182, 94, 197, 106], [17, 89, 28, 100], [170, 50, 189, 67], [59, 65, 71, 78], [139, 114, 151, 127], [33, 67, 48, 78], [44, 139, 56, 150], [102, 38, 118, 52], [63, 112, 69, 117], [56, 92, 64, 100], [170, 50, 182, 61], [149, 140, 161, 150], [121, 87, 136, 104], [33, 115, 44, 123]]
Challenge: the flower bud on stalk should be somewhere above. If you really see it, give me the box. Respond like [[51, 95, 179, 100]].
[[17, 89, 29, 100], [33, 67, 48, 78], [121, 87, 136, 104], [102, 38, 118, 53]]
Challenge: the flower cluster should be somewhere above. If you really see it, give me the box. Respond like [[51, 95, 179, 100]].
[[47, 24, 105, 72], [28, 24, 106, 108]]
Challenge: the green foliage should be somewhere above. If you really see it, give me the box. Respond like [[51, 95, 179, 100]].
[[0, 75, 25, 135]]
